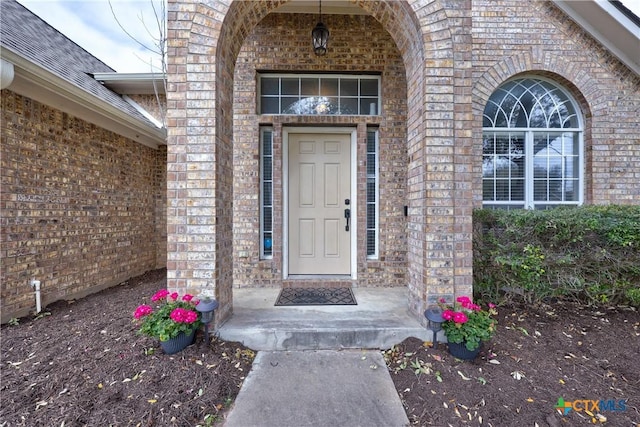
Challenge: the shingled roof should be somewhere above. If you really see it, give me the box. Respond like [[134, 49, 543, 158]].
[[0, 0, 165, 147]]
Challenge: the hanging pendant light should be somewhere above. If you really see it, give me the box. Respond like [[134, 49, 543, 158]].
[[311, 0, 329, 56]]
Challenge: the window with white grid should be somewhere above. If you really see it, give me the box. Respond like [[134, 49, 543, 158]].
[[482, 77, 583, 210], [260, 128, 273, 258], [259, 74, 380, 116], [366, 129, 378, 258]]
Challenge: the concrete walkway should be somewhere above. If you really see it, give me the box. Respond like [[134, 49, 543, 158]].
[[223, 349, 409, 427]]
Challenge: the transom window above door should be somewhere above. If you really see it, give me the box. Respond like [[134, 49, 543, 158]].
[[258, 74, 380, 115]]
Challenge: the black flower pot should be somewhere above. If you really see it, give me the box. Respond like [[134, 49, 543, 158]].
[[160, 329, 196, 354], [447, 341, 481, 360]]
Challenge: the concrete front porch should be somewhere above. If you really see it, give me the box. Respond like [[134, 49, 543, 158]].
[[216, 287, 433, 351]]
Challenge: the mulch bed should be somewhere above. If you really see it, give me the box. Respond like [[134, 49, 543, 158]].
[[2, 269, 639, 426], [385, 302, 640, 426], [1, 269, 255, 426]]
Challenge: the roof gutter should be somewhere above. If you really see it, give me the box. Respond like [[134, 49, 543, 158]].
[[1, 49, 166, 149]]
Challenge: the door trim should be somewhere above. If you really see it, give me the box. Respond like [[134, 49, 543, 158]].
[[283, 127, 358, 279]]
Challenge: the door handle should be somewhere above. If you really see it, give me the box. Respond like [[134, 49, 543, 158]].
[[344, 208, 351, 231]]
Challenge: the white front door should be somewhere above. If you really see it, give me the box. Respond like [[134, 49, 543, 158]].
[[288, 133, 351, 275]]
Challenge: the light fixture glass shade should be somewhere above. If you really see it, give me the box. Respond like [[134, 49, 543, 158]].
[[312, 21, 329, 56], [196, 298, 219, 324]]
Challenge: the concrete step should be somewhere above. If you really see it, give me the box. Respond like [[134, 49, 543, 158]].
[[216, 287, 436, 351]]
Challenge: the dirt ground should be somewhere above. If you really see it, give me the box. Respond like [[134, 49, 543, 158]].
[[1, 269, 639, 426], [385, 304, 640, 426], [1, 270, 255, 426]]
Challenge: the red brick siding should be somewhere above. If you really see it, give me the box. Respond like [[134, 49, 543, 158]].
[[0, 91, 166, 322]]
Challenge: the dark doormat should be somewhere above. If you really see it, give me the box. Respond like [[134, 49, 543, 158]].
[[275, 287, 357, 306]]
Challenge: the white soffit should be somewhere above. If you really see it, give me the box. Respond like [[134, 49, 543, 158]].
[[1, 50, 166, 149], [553, 0, 640, 76], [93, 72, 166, 95]]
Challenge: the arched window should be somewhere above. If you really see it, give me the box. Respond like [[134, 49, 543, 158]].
[[482, 77, 584, 209]]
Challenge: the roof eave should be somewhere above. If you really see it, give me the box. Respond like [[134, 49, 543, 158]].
[[553, 0, 640, 76], [93, 72, 167, 95], [1, 49, 166, 149]]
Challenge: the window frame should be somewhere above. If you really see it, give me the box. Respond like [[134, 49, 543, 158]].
[[366, 128, 379, 259], [258, 73, 381, 116], [482, 77, 584, 210], [260, 127, 274, 259]]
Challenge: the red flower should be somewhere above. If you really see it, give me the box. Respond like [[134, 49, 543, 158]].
[[170, 308, 198, 324], [453, 311, 469, 324], [456, 296, 471, 305], [151, 289, 169, 301], [134, 305, 153, 319]]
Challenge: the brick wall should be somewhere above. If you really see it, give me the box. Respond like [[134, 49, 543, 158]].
[[232, 13, 408, 288], [471, 0, 640, 205], [0, 91, 167, 322], [128, 94, 167, 126], [167, 0, 638, 324]]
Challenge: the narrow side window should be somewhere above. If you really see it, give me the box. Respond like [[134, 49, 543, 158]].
[[260, 127, 273, 258], [366, 128, 379, 259]]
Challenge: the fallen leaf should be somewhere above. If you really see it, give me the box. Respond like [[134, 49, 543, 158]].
[[511, 371, 524, 380], [559, 379, 565, 384], [98, 383, 103, 389], [457, 370, 471, 381], [148, 399, 157, 404], [488, 359, 500, 365], [477, 377, 487, 385], [443, 402, 448, 409], [595, 414, 606, 422], [527, 398, 534, 403]]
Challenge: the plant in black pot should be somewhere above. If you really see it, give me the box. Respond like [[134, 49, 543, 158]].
[[134, 290, 202, 354], [439, 296, 497, 360]]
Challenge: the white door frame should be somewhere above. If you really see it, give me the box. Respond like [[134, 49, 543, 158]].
[[283, 127, 358, 279]]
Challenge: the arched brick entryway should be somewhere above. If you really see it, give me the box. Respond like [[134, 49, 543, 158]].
[[166, 0, 474, 325]]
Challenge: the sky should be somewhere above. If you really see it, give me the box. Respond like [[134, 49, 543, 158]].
[[17, 0, 166, 73], [15, 0, 640, 74]]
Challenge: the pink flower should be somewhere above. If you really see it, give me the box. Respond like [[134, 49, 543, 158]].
[[488, 303, 496, 309], [442, 310, 454, 321], [456, 296, 471, 305], [170, 308, 198, 324], [170, 292, 179, 301], [438, 298, 447, 304], [470, 303, 482, 312], [134, 305, 153, 319], [151, 289, 169, 301], [182, 294, 194, 302], [453, 311, 468, 324]]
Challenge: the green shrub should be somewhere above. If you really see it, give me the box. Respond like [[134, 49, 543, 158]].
[[473, 205, 640, 307]]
